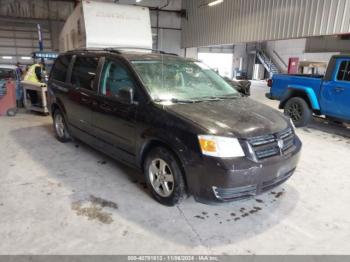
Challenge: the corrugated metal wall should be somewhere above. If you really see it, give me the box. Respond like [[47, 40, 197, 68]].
[[0, 0, 73, 20], [0, 0, 73, 64], [0, 19, 66, 64], [0, 19, 54, 64], [182, 0, 350, 48]]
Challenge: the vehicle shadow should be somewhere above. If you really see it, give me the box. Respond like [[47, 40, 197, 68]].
[[305, 117, 350, 138], [10, 124, 299, 249]]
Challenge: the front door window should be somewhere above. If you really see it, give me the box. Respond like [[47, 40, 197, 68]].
[[100, 60, 135, 97]]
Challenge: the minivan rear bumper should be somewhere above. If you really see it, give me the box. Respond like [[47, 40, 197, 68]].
[[185, 137, 302, 204]]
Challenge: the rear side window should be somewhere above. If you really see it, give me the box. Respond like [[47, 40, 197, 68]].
[[337, 61, 350, 81], [51, 55, 71, 82], [71, 56, 99, 90]]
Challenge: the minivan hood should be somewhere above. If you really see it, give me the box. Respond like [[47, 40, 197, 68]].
[[166, 98, 289, 138]]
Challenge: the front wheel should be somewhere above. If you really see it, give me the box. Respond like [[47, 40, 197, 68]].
[[284, 97, 312, 127], [144, 147, 186, 206]]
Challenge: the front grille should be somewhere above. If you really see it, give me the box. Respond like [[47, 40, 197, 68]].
[[255, 147, 280, 159], [213, 185, 257, 201], [248, 128, 296, 160]]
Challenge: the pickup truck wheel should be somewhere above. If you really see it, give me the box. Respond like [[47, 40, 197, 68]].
[[284, 97, 312, 127], [53, 110, 71, 143], [144, 147, 185, 206]]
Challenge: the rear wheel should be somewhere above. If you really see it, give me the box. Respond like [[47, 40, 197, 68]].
[[53, 109, 71, 143], [284, 97, 312, 127], [144, 147, 186, 206], [6, 108, 17, 117]]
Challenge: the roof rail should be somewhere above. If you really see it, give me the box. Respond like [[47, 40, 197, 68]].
[[67, 48, 122, 54], [67, 47, 178, 56], [106, 47, 179, 56]]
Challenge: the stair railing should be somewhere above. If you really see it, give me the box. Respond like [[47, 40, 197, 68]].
[[272, 50, 288, 69]]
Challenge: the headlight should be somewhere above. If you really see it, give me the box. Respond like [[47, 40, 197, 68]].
[[198, 135, 245, 158]]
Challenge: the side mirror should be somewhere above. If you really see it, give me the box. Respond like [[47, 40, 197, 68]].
[[118, 87, 134, 104], [235, 80, 251, 97], [224, 77, 251, 97]]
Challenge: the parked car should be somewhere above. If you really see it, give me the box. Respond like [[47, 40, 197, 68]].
[[48, 49, 302, 206], [266, 55, 350, 127]]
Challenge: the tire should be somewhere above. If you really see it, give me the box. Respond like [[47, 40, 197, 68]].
[[284, 97, 312, 127], [6, 108, 17, 117], [144, 147, 186, 206], [53, 109, 71, 143]]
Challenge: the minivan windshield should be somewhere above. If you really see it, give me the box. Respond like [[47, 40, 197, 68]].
[[131, 57, 239, 102]]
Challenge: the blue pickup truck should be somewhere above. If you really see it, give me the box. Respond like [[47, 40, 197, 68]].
[[266, 55, 350, 127]]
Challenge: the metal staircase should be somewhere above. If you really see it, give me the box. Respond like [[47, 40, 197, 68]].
[[256, 50, 281, 77]]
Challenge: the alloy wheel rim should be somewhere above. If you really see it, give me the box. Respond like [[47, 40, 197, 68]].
[[149, 158, 174, 198], [287, 103, 302, 121], [55, 114, 65, 138]]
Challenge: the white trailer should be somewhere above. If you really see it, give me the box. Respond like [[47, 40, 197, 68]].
[[59, 0, 153, 52]]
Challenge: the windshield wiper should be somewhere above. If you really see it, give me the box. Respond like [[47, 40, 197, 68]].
[[191, 96, 224, 102], [154, 98, 196, 104], [216, 94, 241, 99], [194, 96, 224, 103], [190, 95, 241, 102], [154, 95, 240, 104]]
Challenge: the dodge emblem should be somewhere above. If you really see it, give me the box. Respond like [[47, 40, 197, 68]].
[[278, 139, 284, 150]]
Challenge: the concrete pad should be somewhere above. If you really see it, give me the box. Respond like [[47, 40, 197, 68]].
[[0, 82, 350, 254]]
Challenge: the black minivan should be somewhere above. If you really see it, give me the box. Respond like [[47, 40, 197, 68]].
[[48, 49, 302, 206]]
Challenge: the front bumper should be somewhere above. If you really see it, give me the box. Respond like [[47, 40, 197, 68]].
[[185, 137, 302, 204]]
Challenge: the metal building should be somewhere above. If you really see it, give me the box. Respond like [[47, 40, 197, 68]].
[[182, 0, 350, 48]]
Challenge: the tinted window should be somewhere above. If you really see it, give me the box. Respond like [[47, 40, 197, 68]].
[[100, 60, 135, 97], [337, 61, 350, 81], [51, 55, 71, 82], [71, 56, 99, 90]]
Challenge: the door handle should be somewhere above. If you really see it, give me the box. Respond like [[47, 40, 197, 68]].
[[335, 87, 345, 92]]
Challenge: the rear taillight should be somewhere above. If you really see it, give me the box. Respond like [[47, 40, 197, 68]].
[[267, 79, 273, 87]]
